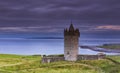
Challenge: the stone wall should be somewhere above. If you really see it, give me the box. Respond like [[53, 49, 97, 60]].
[[41, 55, 106, 63], [77, 54, 106, 60], [42, 57, 65, 63], [64, 36, 79, 61]]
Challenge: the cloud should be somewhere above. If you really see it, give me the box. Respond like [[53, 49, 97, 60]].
[[0, 26, 63, 33], [0, 0, 120, 22], [0, 0, 120, 37], [95, 25, 120, 31]]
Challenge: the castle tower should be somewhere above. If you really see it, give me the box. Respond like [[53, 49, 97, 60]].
[[64, 23, 80, 61]]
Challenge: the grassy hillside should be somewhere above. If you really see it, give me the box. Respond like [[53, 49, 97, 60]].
[[99, 44, 120, 49], [0, 54, 120, 73], [107, 55, 120, 62]]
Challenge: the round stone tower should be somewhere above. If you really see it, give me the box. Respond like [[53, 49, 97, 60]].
[[64, 23, 80, 61]]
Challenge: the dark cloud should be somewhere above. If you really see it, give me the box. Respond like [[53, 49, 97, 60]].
[[0, 0, 120, 38]]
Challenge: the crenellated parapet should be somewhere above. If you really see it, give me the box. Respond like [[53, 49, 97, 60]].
[[64, 24, 80, 37]]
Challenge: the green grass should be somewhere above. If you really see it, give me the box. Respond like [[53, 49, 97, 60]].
[[0, 54, 24, 59], [99, 44, 120, 49], [107, 55, 120, 62], [0, 54, 120, 73]]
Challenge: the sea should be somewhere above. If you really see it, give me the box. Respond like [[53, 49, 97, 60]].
[[0, 39, 120, 55]]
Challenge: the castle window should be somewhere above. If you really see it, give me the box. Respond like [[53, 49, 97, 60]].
[[67, 52, 69, 55]]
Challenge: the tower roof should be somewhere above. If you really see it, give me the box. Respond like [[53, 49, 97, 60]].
[[69, 24, 74, 31], [64, 22, 80, 37]]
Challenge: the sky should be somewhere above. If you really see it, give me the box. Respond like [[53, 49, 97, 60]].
[[0, 0, 120, 40]]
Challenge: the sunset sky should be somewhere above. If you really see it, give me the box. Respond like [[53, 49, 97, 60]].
[[0, 0, 120, 40]]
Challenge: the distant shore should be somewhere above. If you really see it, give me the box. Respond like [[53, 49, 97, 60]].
[[99, 44, 120, 49]]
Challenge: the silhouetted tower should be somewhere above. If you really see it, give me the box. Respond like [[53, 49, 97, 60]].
[[64, 23, 80, 61]]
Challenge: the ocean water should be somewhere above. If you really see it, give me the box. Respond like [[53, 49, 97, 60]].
[[0, 39, 120, 55]]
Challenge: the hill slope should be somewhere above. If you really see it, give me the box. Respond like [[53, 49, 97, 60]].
[[0, 54, 120, 73]]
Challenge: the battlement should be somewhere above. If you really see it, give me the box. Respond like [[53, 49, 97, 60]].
[[64, 24, 80, 37]]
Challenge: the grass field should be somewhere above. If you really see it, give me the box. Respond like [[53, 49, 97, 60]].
[[0, 54, 120, 73], [99, 44, 120, 49]]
